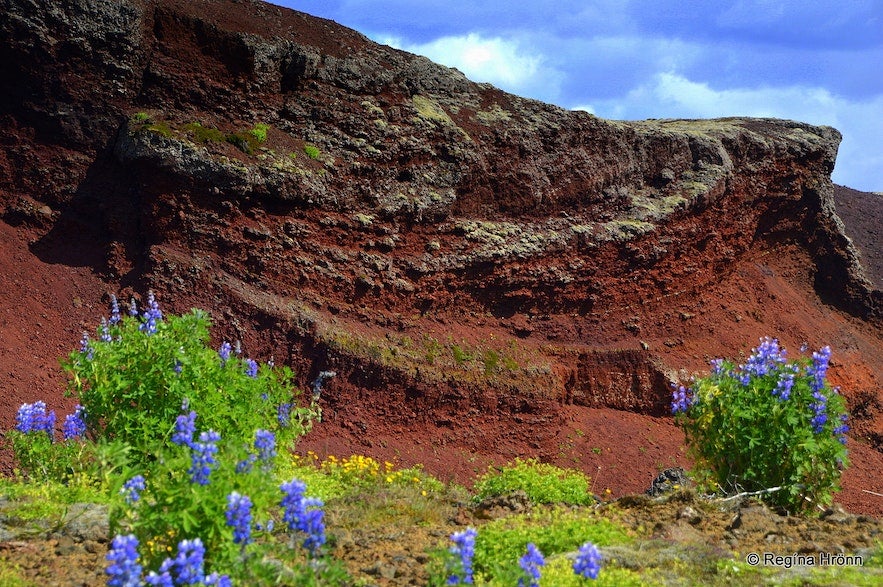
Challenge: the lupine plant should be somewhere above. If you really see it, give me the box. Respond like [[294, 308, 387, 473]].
[[63, 293, 317, 464], [672, 337, 850, 513], [6, 401, 88, 481], [446, 527, 477, 585], [573, 542, 602, 580], [518, 543, 545, 587]]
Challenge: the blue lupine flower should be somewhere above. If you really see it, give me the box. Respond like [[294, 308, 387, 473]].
[[739, 336, 787, 382], [139, 291, 163, 335], [281, 479, 326, 556], [109, 294, 122, 325], [810, 390, 829, 433], [188, 430, 221, 486], [670, 384, 691, 415], [447, 527, 477, 585], [573, 541, 602, 580], [144, 570, 173, 587], [518, 543, 545, 587], [169, 538, 206, 585], [172, 411, 197, 447], [99, 317, 112, 343], [244, 359, 258, 378], [173, 360, 183, 374], [106, 534, 142, 587], [80, 331, 94, 360], [255, 429, 276, 463], [16, 401, 56, 439], [772, 372, 794, 401], [834, 414, 849, 444], [278, 402, 293, 427], [129, 296, 139, 317], [807, 345, 832, 392], [63, 405, 87, 440], [218, 341, 232, 364], [121, 475, 146, 505], [226, 491, 254, 545], [710, 358, 726, 376], [204, 572, 233, 587], [236, 454, 257, 474]]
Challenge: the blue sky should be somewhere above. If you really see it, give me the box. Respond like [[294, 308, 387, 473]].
[[273, 1, 882, 191]]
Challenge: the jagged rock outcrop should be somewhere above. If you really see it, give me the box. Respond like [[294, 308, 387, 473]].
[[1, 0, 882, 495]]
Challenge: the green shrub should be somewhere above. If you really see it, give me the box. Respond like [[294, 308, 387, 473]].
[[250, 123, 270, 143], [64, 293, 317, 467], [474, 458, 594, 505], [472, 507, 632, 583], [672, 337, 850, 513], [184, 121, 226, 143], [303, 144, 321, 159]]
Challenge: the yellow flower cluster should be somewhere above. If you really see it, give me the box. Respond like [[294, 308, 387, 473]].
[[144, 528, 177, 558], [294, 452, 424, 487]]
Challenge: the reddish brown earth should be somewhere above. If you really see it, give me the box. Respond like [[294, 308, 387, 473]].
[[0, 0, 882, 523]]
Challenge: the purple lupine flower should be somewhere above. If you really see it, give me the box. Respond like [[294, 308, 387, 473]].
[[447, 527, 477, 585], [254, 429, 276, 464], [807, 345, 832, 392], [188, 430, 221, 485], [773, 372, 794, 401], [518, 543, 545, 587], [63, 405, 88, 440], [281, 479, 327, 556], [168, 538, 206, 585], [106, 534, 142, 587], [573, 541, 602, 580], [739, 336, 787, 381], [244, 359, 258, 378], [218, 341, 232, 364], [710, 358, 726, 376], [120, 475, 146, 505], [278, 402, 293, 427], [226, 492, 254, 545], [236, 454, 257, 474], [212, 575, 232, 587], [834, 414, 849, 444], [16, 401, 56, 439], [144, 570, 173, 587], [129, 296, 139, 317], [670, 384, 691, 415], [204, 572, 233, 587], [139, 291, 163, 335], [109, 294, 122, 325], [80, 331, 94, 360], [172, 411, 197, 447], [810, 390, 829, 433], [173, 360, 183, 374], [99, 317, 112, 343]]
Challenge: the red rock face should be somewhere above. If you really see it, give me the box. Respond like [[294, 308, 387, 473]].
[[1, 0, 881, 514]]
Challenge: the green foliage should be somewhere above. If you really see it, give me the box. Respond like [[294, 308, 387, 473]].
[[303, 144, 321, 160], [131, 111, 150, 123], [64, 307, 316, 464], [673, 339, 850, 513], [6, 430, 90, 482], [184, 121, 226, 143], [451, 344, 472, 364], [474, 458, 595, 505], [473, 507, 632, 583], [250, 123, 270, 143], [482, 349, 500, 375]]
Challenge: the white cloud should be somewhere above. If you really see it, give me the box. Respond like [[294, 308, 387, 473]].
[[379, 32, 565, 101]]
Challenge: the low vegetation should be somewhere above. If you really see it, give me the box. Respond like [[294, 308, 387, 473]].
[[0, 297, 879, 585]]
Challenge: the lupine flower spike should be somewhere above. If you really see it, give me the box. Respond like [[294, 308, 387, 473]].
[[448, 527, 477, 585], [518, 543, 545, 587], [106, 534, 142, 587], [573, 541, 602, 579]]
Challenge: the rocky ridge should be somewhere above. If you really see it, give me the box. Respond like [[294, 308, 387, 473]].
[[1, 0, 882, 514]]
